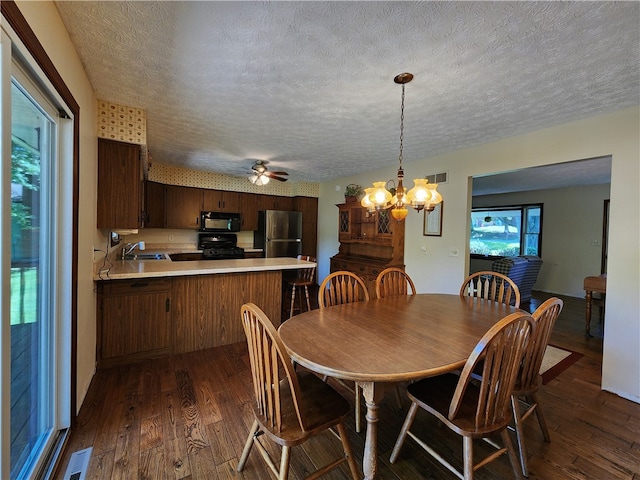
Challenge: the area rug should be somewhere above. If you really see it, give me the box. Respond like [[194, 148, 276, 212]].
[[539, 345, 584, 384]]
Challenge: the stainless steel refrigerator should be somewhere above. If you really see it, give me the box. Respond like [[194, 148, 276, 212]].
[[254, 210, 302, 258]]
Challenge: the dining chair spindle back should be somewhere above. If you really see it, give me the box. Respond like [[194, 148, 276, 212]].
[[317, 270, 370, 433], [511, 296, 564, 476], [375, 267, 416, 299], [237, 303, 361, 480], [390, 311, 534, 480], [318, 270, 370, 309], [460, 270, 521, 307]]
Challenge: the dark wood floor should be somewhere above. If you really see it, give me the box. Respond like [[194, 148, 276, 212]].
[[54, 291, 640, 480]]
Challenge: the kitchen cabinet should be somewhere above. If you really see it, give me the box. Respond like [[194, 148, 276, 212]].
[[96, 269, 283, 366], [97, 138, 144, 229], [165, 184, 203, 229], [144, 180, 166, 228], [122, 178, 312, 232], [330, 203, 405, 297], [259, 194, 293, 211], [238, 192, 259, 231], [294, 196, 318, 258], [97, 278, 172, 367], [203, 189, 240, 213], [172, 271, 282, 353]]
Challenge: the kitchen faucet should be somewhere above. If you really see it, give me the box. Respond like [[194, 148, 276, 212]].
[[121, 241, 145, 260]]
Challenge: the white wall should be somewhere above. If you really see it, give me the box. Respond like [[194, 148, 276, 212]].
[[319, 107, 640, 403], [471, 183, 610, 297], [16, 1, 100, 411]]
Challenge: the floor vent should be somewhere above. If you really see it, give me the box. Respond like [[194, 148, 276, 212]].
[[425, 171, 448, 184], [63, 447, 92, 480]]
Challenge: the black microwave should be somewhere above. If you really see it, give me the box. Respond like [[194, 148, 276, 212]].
[[200, 211, 241, 232]]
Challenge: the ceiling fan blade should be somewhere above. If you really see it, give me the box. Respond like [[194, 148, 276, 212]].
[[268, 171, 288, 176], [267, 174, 288, 182]]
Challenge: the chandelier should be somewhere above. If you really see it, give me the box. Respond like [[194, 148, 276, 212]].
[[361, 73, 442, 221]]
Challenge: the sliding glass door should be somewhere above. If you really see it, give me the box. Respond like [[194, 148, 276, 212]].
[[2, 24, 72, 479], [10, 73, 57, 479]]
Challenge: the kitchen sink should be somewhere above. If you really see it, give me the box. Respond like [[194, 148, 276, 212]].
[[124, 253, 169, 260]]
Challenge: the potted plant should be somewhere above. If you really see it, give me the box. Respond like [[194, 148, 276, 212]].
[[344, 184, 363, 203]]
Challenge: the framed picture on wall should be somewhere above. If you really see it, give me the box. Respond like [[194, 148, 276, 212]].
[[423, 202, 443, 236]]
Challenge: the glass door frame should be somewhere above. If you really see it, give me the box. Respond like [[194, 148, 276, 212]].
[[1, 3, 80, 478]]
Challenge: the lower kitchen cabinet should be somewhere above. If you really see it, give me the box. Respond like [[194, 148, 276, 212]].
[[96, 271, 282, 367], [97, 278, 172, 367], [172, 271, 281, 353]]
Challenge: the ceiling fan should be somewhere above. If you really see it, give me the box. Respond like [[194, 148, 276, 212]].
[[248, 160, 288, 185]]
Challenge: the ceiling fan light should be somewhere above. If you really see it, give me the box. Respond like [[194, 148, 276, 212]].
[[249, 174, 269, 185]]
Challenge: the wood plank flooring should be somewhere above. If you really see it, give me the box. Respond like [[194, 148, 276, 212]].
[[54, 291, 640, 480]]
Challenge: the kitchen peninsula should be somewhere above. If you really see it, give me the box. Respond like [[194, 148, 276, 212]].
[[95, 256, 314, 368]]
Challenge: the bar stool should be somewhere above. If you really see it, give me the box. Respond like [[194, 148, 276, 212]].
[[285, 255, 316, 319]]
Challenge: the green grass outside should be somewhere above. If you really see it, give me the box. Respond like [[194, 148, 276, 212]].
[[10, 267, 37, 325], [470, 238, 520, 257]]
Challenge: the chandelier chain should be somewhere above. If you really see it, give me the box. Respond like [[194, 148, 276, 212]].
[[399, 84, 405, 168]]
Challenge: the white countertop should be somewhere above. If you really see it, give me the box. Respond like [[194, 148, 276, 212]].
[[94, 257, 315, 281]]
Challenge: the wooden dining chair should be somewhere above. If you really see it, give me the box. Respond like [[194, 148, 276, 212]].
[[318, 270, 370, 432], [374, 267, 416, 410], [375, 267, 416, 299], [511, 296, 564, 476], [284, 255, 316, 319], [460, 270, 521, 308], [318, 270, 370, 308], [238, 303, 361, 480], [390, 311, 534, 480]]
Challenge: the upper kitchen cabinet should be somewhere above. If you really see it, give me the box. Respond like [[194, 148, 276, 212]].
[[202, 189, 240, 213], [294, 196, 318, 258], [165, 185, 203, 229], [97, 138, 144, 229], [259, 194, 293, 211], [238, 192, 259, 231], [143, 180, 166, 228]]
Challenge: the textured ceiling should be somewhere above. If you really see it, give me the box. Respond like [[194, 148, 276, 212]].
[[54, 1, 639, 184]]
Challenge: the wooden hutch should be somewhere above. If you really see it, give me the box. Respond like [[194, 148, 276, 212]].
[[330, 200, 405, 297]]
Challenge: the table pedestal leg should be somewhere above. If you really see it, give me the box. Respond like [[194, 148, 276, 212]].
[[585, 290, 593, 337], [360, 382, 387, 480]]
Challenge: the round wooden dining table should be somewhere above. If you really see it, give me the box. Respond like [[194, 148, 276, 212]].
[[278, 293, 522, 480]]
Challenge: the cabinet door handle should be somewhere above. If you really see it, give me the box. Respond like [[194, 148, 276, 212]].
[[166, 298, 170, 312]]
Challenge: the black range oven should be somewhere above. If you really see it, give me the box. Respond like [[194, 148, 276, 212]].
[[198, 233, 245, 260]]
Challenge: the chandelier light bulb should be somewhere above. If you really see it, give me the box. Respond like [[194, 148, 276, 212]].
[[360, 187, 376, 211], [372, 181, 392, 208]]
